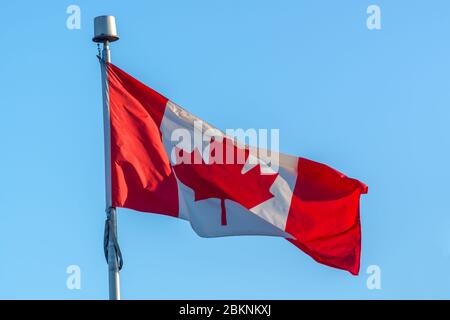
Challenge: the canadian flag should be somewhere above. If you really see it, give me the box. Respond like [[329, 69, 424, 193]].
[[107, 63, 368, 275]]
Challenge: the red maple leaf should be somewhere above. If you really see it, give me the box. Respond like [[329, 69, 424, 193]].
[[172, 137, 278, 225]]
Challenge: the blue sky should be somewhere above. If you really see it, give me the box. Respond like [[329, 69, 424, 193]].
[[0, 0, 449, 299]]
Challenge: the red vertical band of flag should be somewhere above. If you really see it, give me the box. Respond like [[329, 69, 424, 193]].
[[286, 158, 367, 275], [108, 64, 179, 216]]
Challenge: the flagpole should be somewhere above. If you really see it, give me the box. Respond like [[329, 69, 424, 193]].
[[93, 15, 121, 300]]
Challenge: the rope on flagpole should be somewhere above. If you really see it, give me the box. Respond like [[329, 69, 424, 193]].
[[104, 207, 123, 271]]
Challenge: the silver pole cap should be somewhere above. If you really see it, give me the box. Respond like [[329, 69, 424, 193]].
[[93, 15, 119, 43]]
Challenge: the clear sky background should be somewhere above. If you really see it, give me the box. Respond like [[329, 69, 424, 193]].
[[0, 1, 449, 299]]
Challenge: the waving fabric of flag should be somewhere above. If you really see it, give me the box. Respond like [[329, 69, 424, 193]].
[[106, 62, 368, 275]]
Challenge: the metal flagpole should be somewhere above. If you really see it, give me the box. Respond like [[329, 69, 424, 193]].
[[93, 15, 121, 300]]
